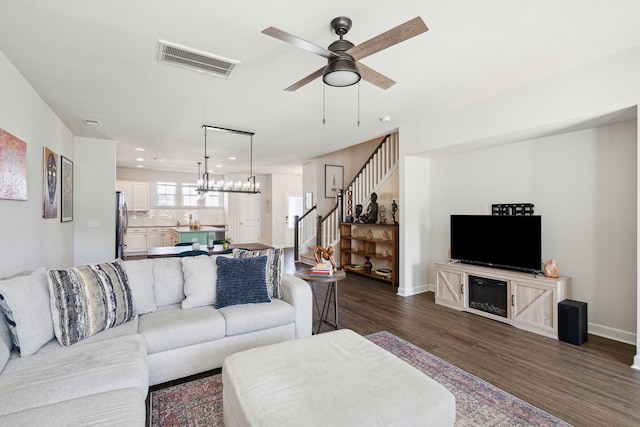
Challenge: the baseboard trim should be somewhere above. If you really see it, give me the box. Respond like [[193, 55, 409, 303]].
[[632, 355, 640, 371], [588, 322, 636, 345], [397, 283, 433, 297]]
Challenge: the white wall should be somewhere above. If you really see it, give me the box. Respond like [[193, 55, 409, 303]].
[[0, 50, 74, 276], [271, 173, 302, 248], [74, 137, 116, 265], [397, 46, 640, 358], [427, 121, 637, 341]]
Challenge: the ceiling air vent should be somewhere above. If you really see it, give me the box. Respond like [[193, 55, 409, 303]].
[[157, 40, 240, 79]]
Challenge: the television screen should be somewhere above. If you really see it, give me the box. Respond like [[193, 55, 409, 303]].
[[450, 215, 542, 273]]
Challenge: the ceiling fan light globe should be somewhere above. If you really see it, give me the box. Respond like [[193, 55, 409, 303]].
[[322, 58, 361, 87]]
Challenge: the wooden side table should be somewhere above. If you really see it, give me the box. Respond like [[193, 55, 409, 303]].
[[295, 270, 346, 334]]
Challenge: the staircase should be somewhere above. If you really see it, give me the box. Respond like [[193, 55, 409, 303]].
[[297, 131, 399, 266]]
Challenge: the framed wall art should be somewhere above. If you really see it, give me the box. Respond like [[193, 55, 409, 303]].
[[324, 164, 343, 198], [43, 147, 58, 219], [61, 156, 73, 222], [0, 128, 28, 201]]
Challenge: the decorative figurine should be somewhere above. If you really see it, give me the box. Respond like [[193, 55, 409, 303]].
[[382, 230, 390, 240], [379, 204, 387, 224], [391, 199, 398, 225], [366, 229, 373, 240], [355, 204, 363, 223], [314, 245, 337, 271], [359, 192, 379, 224], [346, 190, 354, 222]]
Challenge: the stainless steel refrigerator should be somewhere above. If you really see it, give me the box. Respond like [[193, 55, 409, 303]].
[[116, 191, 128, 259]]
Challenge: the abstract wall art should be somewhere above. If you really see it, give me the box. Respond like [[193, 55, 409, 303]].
[[43, 147, 58, 218], [0, 128, 28, 201]]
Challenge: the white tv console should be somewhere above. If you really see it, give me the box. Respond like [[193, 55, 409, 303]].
[[435, 261, 571, 339]]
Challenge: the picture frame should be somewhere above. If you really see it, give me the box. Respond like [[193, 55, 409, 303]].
[[324, 164, 343, 198], [305, 192, 313, 209], [0, 128, 28, 201], [60, 156, 73, 222], [43, 147, 58, 219]]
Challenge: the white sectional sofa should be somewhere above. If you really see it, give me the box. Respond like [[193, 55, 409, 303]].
[[0, 251, 312, 425]]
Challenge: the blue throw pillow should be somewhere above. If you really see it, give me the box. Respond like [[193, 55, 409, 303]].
[[215, 256, 271, 309]]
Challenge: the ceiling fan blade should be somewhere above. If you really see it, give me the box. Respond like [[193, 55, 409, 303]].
[[284, 67, 324, 91], [358, 63, 396, 90], [347, 17, 428, 61], [262, 27, 338, 59]]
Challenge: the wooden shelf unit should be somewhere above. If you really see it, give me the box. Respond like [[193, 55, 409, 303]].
[[340, 222, 399, 288]]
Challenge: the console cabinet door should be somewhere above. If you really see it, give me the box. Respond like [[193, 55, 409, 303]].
[[436, 268, 464, 310], [511, 280, 556, 334]]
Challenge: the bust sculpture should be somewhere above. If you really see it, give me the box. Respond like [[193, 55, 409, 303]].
[[359, 192, 379, 224]]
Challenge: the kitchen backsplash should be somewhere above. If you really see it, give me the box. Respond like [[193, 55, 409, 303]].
[[128, 208, 225, 227]]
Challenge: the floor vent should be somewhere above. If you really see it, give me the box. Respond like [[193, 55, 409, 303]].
[[157, 40, 240, 79]]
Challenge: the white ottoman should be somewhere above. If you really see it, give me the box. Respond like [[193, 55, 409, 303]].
[[222, 329, 455, 426]]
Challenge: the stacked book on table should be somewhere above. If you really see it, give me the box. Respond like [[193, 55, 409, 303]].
[[309, 263, 334, 277], [373, 268, 393, 279]]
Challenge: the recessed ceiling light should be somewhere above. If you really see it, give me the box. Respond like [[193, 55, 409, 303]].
[[135, 148, 145, 151], [216, 164, 223, 168], [137, 165, 144, 168], [228, 156, 236, 160], [136, 158, 144, 162]]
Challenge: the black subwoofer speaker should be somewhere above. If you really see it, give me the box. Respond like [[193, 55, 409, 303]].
[[558, 299, 588, 345]]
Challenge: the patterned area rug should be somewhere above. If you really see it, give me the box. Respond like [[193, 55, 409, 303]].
[[150, 331, 572, 426]]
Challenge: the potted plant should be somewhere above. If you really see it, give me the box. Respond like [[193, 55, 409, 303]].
[[221, 236, 233, 250]]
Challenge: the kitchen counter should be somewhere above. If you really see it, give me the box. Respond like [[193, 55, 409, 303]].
[[171, 226, 226, 233]]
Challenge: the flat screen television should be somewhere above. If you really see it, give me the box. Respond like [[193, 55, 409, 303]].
[[450, 215, 542, 273]]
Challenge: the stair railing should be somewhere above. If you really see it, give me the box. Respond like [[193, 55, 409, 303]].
[[293, 204, 317, 261], [318, 132, 399, 251]]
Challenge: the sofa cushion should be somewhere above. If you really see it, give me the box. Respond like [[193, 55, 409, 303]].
[[0, 315, 10, 372], [181, 256, 218, 309], [219, 299, 295, 336], [0, 268, 54, 356], [233, 248, 283, 298], [0, 388, 146, 426], [123, 259, 157, 314], [215, 256, 271, 309], [152, 258, 185, 306], [48, 259, 137, 346], [0, 334, 148, 416], [138, 304, 226, 354]]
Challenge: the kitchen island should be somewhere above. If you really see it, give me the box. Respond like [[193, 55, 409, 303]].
[[169, 225, 226, 245]]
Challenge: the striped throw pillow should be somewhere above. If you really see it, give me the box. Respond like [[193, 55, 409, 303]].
[[48, 259, 137, 346]]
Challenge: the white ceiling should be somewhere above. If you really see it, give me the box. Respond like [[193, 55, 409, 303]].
[[1, 0, 639, 176]]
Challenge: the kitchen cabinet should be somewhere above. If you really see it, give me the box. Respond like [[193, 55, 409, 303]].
[[125, 227, 147, 253], [116, 180, 150, 211]]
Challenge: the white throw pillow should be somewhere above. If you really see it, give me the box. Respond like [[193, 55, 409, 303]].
[[152, 258, 185, 307], [123, 259, 158, 314], [0, 268, 54, 356], [181, 256, 218, 309]]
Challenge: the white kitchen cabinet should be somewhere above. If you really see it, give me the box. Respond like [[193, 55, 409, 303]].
[[125, 227, 147, 253], [116, 180, 150, 211]]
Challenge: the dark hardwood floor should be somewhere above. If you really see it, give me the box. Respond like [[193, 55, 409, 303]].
[[287, 251, 640, 427]]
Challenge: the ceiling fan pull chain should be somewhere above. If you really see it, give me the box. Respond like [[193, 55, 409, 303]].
[[357, 82, 360, 127], [323, 83, 326, 125]]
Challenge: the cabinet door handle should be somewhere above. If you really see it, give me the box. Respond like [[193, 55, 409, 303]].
[[511, 295, 515, 306], [460, 284, 464, 295]]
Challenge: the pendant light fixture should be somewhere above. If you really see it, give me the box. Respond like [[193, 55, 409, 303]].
[[196, 125, 260, 194]]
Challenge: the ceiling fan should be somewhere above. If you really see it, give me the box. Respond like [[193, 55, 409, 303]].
[[262, 16, 428, 91]]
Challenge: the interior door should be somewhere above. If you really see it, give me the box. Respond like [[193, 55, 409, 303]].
[[285, 193, 303, 247], [239, 194, 260, 243]]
